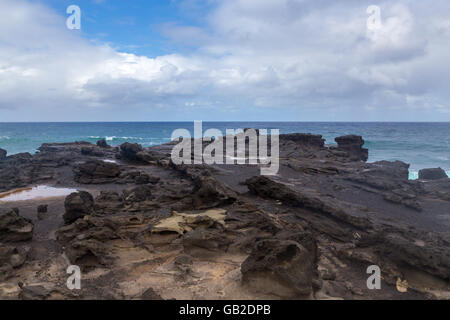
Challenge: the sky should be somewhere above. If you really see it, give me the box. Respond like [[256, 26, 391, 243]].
[[0, 0, 450, 121]]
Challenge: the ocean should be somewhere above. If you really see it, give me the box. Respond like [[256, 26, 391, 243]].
[[0, 122, 449, 179]]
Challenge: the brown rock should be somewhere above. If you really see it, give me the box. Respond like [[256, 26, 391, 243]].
[[0, 209, 33, 242], [241, 239, 316, 298], [63, 191, 95, 224]]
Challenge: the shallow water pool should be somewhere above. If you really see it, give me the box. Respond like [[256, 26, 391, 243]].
[[0, 185, 77, 202]]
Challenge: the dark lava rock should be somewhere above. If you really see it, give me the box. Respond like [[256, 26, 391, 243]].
[[37, 204, 48, 220], [94, 191, 124, 214], [335, 135, 368, 162], [370, 160, 410, 180], [135, 173, 150, 185], [0, 245, 29, 280], [74, 160, 121, 184], [57, 216, 119, 270], [191, 175, 237, 209], [120, 142, 143, 161], [281, 133, 325, 148], [63, 191, 95, 224], [241, 239, 316, 298], [37, 205, 48, 213], [96, 139, 109, 148], [141, 288, 163, 300], [19, 285, 51, 300], [123, 185, 153, 203], [0, 209, 34, 242], [0, 148, 6, 159], [418, 168, 448, 180]]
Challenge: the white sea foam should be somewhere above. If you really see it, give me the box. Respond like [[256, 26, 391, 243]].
[[103, 159, 117, 164], [89, 136, 145, 141]]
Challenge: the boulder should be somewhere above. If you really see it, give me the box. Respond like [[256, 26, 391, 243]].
[[370, 161, 410, 180], [280, 133, 325, 148], [0, 148, 6, 159], [190, 175, 237, 210], [0, 209, 34, 242], [74, 160, 121, 184], [63, 191, 95, 224], [141, 288, 163, 300], [37, 205, 48, 213], [120, 142, 143, 161], [418, 168, 448, 180], [241, 239, 316, 298], [80, 146, 104, 157], [94, 191, 124, 214], [335, 135, 368, 162], [0, 245, 29, 280], [123, 185, 153, 203], [37, 204, 48, 220], [96, 139, 109, 148], [19, 285, 51, 300]]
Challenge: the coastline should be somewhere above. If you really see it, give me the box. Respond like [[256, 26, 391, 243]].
[[0, 132, 449, 300]]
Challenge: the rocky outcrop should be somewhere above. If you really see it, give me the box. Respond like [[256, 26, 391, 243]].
[[0, 131, 449, 300], [241, 238, 316, 298], [63, 191, 95, 224], [96, 139, 109, 148], [281, 133, 325, 148], [73, 160, 121, 184], [0, 245, 29, 280], [0, 209, 34, 242], [56, 216, 119, 270], [0, 148, 6, 159], [119, 142, 143, 161], [335, 135, 368, 162], [245, 176, 372, 231], [419, 168, 448, 180]]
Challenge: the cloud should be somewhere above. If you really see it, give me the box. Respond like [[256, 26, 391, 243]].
[[0, 0, 449, 121]]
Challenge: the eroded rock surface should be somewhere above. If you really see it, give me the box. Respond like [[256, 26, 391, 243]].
[[0, 133, 448, 300]]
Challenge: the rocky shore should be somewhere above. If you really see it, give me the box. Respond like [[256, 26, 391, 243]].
[[0, 132, 449, 300]]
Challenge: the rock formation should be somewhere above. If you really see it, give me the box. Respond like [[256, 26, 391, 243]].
[[0, 133, 448, 300]]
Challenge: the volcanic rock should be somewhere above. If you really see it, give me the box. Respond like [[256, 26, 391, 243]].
[[63, 191, 95, 224], [0, 209, 34, 242], [74, 160, 121, 184], [335, 134, 368, 161], [96, 139, 109, 148], [419, 168, 448, 180], [241, 239, 316, 298], [120, 142, 143, 161]]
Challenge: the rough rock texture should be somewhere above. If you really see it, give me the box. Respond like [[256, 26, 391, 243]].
[[0, 131, 448, 300], [335, 135, 368, 162], [120, 142, 143, 161], [97, 139, 109, 148], [0, 209, 34, 242], [74, 160, 121, 184], [241, 239, 316, 298], [281, 133, 325, 148], [63, 191, 95, 224], [0, 148, 6, 159], [419, 168, 448, 180]]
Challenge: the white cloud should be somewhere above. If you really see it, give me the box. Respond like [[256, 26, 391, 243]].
[[0, 0, 449, 121]]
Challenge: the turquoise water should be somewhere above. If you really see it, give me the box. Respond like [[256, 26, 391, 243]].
[[0, 122, 449, 179]]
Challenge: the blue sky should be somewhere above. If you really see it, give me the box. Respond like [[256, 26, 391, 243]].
[[42, 0, 213, 57], [0, 0, 450, 121]]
